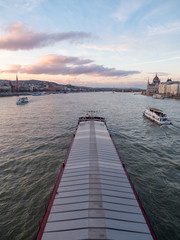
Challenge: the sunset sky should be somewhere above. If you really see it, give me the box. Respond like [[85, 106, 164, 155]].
[[0, 0, 180, 88]]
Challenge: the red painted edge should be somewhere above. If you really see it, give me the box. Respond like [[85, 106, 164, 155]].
[[108, 129, 157, 240], [36, 125, 78, 240]]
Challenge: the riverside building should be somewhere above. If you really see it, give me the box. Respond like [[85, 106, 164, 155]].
[[159, 79, 180, 97], [146, 74, 160, 96]]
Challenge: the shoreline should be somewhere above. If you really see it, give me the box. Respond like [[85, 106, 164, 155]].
[[1, 91, 180, 99], [141, 92, 180, 100], [0, 92, 32, 97]]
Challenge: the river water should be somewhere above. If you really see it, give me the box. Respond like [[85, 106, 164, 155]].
[[0, 92, 180, 240]]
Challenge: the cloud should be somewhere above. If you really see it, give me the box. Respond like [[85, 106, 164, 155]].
[[0, 0, 45, 11], [113, 0, 144, 22], [148, 72, 170, 77], [0, 22, 92, 51], [147, 21, 180, 36], [83, 43, 130, 52], [20, 0, 45, 11], [0, 54, 140, 77]]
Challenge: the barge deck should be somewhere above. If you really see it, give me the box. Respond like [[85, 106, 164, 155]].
[[36, 117, 156, 240]]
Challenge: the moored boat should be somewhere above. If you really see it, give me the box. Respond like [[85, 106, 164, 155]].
[[16, 97, 29, 105], [143, 108, 172, 125], [153, 94, 164, 99]]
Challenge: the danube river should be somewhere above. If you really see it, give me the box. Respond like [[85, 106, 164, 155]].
[[0, 92, 180, 240]]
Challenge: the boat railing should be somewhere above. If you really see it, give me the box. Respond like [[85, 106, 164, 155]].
[[78, 116, 105, 123]]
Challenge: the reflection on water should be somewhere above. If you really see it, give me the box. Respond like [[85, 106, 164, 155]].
[[0, 93, 180, 240]]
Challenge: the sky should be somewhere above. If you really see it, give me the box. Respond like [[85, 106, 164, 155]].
[[0, 0, 180, 88]]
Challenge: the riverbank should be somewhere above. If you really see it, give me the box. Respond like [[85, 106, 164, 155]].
[[141, 92, 180, 100], [0, 92, 32, 97]]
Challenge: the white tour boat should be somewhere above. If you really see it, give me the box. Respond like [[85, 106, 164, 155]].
[[143, 108, 172, 125], [16, 97, 29, 105]]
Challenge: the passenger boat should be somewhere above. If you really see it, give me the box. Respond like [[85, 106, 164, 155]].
[[143, 108, 172, 125], [16, 97, 29, 105], [36, 116, 157, 240]]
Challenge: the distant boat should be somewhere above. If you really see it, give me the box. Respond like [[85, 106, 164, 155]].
[[16, 97, 29, 105], [32, 92, 41, 96], [32, 92, 47, 96], [153, 94, 164, 99], [143, 108, 172, 125]]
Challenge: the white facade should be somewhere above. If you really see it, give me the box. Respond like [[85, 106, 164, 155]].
[[159, 80, 180, 96], [159, 83, 166, 95]]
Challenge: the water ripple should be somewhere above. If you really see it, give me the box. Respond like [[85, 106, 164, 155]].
[[0, 93, 180, 240]]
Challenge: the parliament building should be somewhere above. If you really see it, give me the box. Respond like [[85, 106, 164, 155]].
[[146, 74, 160, 96]]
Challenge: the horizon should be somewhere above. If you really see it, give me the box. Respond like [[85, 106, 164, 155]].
[[0, 0, 180, 88], [0, 78, 145, 89]]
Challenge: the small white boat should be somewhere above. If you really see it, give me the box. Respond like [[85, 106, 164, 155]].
[[153, 94, 164, 99], [16, 97, 29, 105], [143, 108, 172, 125]]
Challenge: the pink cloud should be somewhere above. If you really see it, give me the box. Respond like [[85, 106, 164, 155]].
[[0, 22, 92, 50], [36, 54, 94, 66], [0, 54, 140, 77], [0, 64, 21, 74]]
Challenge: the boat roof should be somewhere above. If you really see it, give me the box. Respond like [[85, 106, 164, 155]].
[[149, 108, 163, 113], [78, 116, 105, 122], [37, 118, 157, 240]]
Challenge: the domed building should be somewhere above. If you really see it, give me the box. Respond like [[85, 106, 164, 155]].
[[146, 74, 160, 96]]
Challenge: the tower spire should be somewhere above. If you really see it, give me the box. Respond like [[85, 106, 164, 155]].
[[147, 77, 149, 86], [15, 74, 19, 92]]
